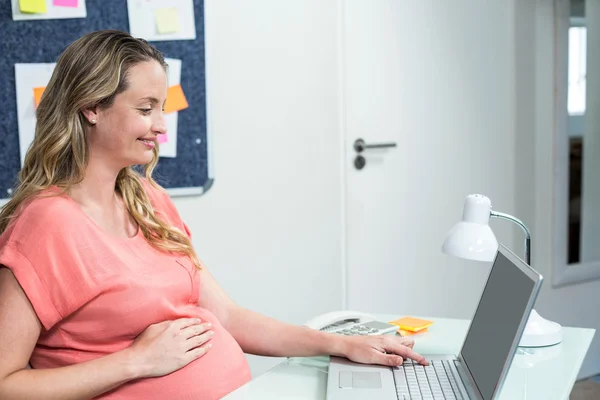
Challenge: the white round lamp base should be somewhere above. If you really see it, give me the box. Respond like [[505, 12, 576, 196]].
[[518, 309, 563, 347]]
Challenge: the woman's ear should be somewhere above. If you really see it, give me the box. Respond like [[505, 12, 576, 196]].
[[81, 108, 98, 125]]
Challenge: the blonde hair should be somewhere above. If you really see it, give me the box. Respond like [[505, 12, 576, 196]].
[[0, 30, 200, 269]]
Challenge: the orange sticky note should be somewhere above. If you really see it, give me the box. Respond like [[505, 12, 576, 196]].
[[388, 317, 434, 333], [20, 0, 47, 13], [164, 84, 188, 114], [399, 328, 429, 337], [33, 86, 46, 108]]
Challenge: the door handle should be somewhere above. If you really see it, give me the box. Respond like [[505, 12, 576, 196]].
[[353, 138, 397, 153]]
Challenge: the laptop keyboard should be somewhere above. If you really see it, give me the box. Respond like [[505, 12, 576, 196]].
[[393, 359, 469, 400]]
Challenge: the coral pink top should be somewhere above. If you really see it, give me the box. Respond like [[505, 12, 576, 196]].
[[0, 181, 251, 399]]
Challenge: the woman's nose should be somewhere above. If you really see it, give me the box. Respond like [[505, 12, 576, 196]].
[[152, 116, 167, 135]]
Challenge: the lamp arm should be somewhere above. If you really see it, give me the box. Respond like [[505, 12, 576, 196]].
[[490, 211, 531, 265]]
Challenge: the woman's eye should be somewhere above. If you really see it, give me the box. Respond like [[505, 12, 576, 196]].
[[139, 108, 152, 115]]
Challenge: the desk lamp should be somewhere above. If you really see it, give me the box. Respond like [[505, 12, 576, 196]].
[[442, 194, 563, 347]]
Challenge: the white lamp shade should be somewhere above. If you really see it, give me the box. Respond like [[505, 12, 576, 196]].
[[442, 221, 498, 262], [441, 194, 499, 262]]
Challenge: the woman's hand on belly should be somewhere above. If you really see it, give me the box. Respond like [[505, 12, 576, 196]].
[[126, 318, 214, 378]]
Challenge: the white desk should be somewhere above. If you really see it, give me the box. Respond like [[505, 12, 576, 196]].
[[224, 315, 595, 400]]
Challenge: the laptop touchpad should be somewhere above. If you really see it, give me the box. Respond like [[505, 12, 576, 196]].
[[339, 371, 382, 389]]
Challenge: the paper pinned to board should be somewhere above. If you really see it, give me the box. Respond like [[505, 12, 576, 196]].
[[15, 63, 55, 167], [12, 0, 86, 20], [159, 58, 183, 158], [128, 0, 195, 41]]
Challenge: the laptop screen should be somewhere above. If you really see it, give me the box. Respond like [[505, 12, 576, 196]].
[[460, 248, 540, 400]]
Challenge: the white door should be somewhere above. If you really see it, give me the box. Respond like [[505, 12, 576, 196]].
[[343, 0, 517, 318]]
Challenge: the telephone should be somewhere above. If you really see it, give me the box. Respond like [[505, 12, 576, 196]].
[[304, 310, 398, 336]]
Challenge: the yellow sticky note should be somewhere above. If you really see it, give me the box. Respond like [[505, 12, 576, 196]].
[[164, 84, 188, 114], [155, 7, 180, 35], [20, 0, 47, 13], [33, 86, 46, 108]]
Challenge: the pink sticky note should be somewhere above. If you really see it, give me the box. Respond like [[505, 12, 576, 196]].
[[157, 133, 168, 144], [53, 0, 78, 7]]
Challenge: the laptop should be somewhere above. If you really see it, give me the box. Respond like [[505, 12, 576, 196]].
[[326, 244, 543, 400]]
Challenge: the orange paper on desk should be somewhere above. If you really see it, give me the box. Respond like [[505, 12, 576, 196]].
[[399, 328, 429, 337], [33, 87, 46, 108], [388, 317, 434, 332], [164, 84, 188, 114]]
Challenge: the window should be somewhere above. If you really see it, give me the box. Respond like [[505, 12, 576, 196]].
[[568, 27, 587, 116]]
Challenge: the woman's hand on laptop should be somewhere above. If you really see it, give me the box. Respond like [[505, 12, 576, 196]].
[[341, 335, 429, 367]]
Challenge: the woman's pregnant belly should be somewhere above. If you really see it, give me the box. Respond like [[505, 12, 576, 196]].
[[33, 307, 251, 400], [98, 307, 251, 400], [97, 310, 251, 400]]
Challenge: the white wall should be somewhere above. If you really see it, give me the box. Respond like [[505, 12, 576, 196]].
[[515, 0, 600, 379], [173, 0, 344, 377]]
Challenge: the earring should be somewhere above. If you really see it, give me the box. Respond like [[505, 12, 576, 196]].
[[90, 119, 97, 125]]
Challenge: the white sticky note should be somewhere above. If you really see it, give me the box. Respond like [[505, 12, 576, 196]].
[[11, 0, 87, 21], [128, 0, 196, 42]]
